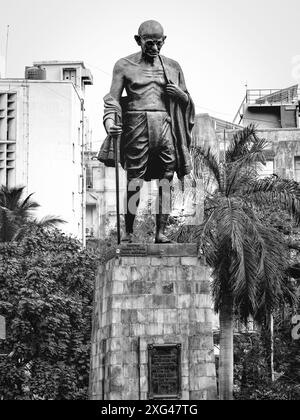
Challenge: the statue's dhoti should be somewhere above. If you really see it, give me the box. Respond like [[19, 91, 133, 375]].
[[123, 111, 176, 181]]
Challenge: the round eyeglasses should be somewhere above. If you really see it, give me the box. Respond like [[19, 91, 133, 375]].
[[141, 37, 165, 48]]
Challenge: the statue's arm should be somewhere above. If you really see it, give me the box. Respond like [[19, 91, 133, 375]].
[[104, 60, 125, 135], [165, 62, 189, 105]]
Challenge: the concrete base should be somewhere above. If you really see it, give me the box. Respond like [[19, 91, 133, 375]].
[[89, 244, 217, 400]]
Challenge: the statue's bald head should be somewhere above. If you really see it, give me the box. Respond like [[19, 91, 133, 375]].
[[138, 20, 165, 38], [135, 20, 166, 59]]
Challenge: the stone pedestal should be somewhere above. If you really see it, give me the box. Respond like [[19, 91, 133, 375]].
[[89, 244, 217, 400]]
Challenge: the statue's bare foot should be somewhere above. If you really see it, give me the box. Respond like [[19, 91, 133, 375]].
[[155, 234, 173, 244], [121, 233, 133, 243]]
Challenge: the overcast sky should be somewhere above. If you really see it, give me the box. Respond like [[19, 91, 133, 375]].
[[1, 0, 300, 148]]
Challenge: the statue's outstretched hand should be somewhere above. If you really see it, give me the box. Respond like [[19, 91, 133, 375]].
[[166, 82, 188, 104]]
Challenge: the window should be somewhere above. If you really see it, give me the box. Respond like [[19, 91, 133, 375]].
[[0, 92, 16, 186], [295, 157, 300, 183], [63, 68, 77, 84], [86, 167, 93, 189]]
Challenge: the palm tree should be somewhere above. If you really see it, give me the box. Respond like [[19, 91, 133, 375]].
[[172, 125, 298, 400], [0, 186, 65, 242]]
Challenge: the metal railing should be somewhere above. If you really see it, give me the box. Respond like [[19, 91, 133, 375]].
[[233, 87, 300, 124], [246, 87, 300, 105]]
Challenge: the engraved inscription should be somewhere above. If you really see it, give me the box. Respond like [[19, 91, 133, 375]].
[[148, 344, 181, 399], [120, 244, 147, 256]]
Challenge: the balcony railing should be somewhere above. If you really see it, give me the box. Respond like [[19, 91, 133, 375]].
[[246, 87, 300, 105], [233, 86, 300, 124]]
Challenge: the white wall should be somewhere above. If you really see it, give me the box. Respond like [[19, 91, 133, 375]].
[[0, 79, 84, 241], [28, 82, 83, 239]]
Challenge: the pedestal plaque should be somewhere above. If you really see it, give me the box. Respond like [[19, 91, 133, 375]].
[[148, 344, 181, 400]]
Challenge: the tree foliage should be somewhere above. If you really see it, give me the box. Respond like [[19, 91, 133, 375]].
[[0, 227, 98, 400], [173, 124, 298, 323], [0, 186, 65, 243]]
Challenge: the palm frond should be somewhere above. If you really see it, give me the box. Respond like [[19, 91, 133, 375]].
[[0, 207, 18, 242], [20, 193, 40, 211], [226, 124, 261, 162], [254, 224, 293, 321], [33, 215, 66, 229], [245, 176, 300, 224], [191, 146, 223, 191], [0, 186, 25, 209]]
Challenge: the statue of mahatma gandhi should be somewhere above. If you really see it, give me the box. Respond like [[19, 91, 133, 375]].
[[102, 20, 195, 243]]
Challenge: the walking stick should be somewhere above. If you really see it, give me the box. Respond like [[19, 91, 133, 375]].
[[114, 112, 121, 245]]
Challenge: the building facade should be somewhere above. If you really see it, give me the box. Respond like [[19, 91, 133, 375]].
[[230, 85, 300, 180], [0, 61, 93, 243]]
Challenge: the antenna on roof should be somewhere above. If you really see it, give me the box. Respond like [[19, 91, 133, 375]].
[[5, 25, 10, 78]]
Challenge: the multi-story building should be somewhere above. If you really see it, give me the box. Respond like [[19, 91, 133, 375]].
[[230, 85, 300, 180], [0, 61, 93, 243]]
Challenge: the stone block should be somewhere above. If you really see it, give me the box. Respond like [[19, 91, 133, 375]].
[[165, 257, 180, 266], [108, 392, 122, 400], [140, 375, 148, 393], [121, 309, 138, 324], [189, 390, 206, 400], [189, 308, 206, 323], [145, 323, 164, 336], [193, 294, 213, 309], [151, 257, 164, 266], [135, 257, 151, 266], [162, 282, 174, 294], [108, 351, 123, 365], [123, 364, 139, 379], [200, 280, 211, 294], [182, 362, 189, 377], [140, 350, 147, 364], [130, 323, 146, 336], [181, 257, 198, 266], [137, 309, 154, 323], [140, 392, 148, 400], [190, 376, 212, 392], [127, 280, 156, 295], [110, 309, 122, 324], [182, 376, 189, 391], [207, 362, 216, 377], [177, 280, 192, 295], [122, 257, 136, 265], [153, 310, 164, 324], [163, 309, 178, 323], [163, 324, 177, 335], [113, 266, 129, 282], [109, 338, 122, 352], [111, 281, 124, 295], [192, 363, 207, 377], [124, 351, 138, 365], [177, 294, 191, 309], [178, 309, 189, 324], [111, 324, 123, 337], [152, 295, 176, 309]]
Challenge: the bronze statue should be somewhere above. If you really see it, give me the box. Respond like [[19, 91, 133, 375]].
[[102, 20, 195, 243]]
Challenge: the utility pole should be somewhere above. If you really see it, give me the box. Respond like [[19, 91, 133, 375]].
[[5, 25, 10, 78], [0, 315, 6, 341], [81, 99, 87, 248]]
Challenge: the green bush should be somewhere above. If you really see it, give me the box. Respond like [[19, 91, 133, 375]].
[[0, 228, 98, 400]]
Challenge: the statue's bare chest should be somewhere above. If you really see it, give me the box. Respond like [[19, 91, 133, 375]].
[[125, 64, 166, 91]]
